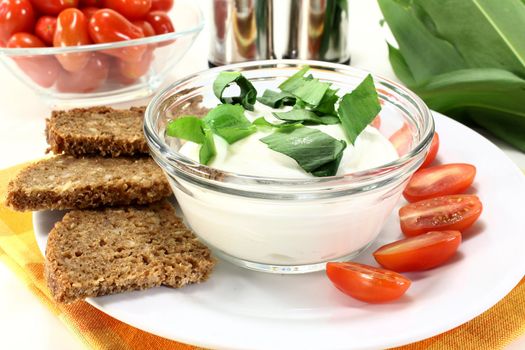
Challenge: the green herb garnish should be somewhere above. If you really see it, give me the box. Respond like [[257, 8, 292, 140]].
[[257, 90, 296, 108], [213, 71, 257, 111], [272, 109, 324, 124], [278, 65, 330, 107], [203, 104, 256, 144], [199, 129, 216, 165], [260, 127, 347, 176], [165, 116, 205, 144]]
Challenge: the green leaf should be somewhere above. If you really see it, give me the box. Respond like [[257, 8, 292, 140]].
[[337, 75, 381, 144], [279, 66, 331, 107], [273, 109, 324, 124], [203, 104, 256, 144], [318, 115, 341, 125], [313, 87, 339, 115], [279, 66, 311, 91], [387, 43, 416, 87], [311, 151, 344, 177], [213, 72, 257, 111], [199, 130, 217, 165], [257, 89, 296, 108], [260, 127, 347, 176], [165, 116, 205, 144]]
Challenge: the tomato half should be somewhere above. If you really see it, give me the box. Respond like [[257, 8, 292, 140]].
[[6, 32, 60, 87], [326, 262, 411, 303], [31, 0, 79, 16], [404, 163, 476, 202], [371, 115, 381, 129], [389, 122, 412, 156], [399, 194, 482, 236], [150, 0, 173, 12], [145, 11, 174, 34], [54, 9, 92, 72], [89, 9, 146, 62], [373, 231, 462, 272], [0, 0, 35, 46], [104, 0, 152, 20], [56, 53, 109, 92], [420, 132, 440, 168], [35, 16, 57, 46]]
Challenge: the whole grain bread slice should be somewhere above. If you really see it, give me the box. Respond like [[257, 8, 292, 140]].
[[46, 106, 148, 157], [45, 201, 215, 303], [5, 155, 171, 211]]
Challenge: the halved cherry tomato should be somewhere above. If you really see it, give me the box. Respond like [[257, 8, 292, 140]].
[[117, 46, 152, 80], [399, 194, 482, 237], [371, 115, 381, 129], [326, 262, 411, 303], [0, 0, 35, 47], [81, 6, 99, 20], [56, 53, 109, 92], [145, 11, 174, 34], [389, 122, 412, 156], [35, 16, 57, 46], [132, 20, 155, 37], [104, 0, 152, 20], [54, 9, 92, 72], [420, 132, 440, 168], [6, 32, 60, 87], [373, 231, 462, 272], [403, 163, 476, 202], [89, 9, 146, 62], [150, 0, 173, 12], [31, 0, 79, 16]]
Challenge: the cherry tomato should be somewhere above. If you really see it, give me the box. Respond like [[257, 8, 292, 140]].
[[81, 7, 99, 20], [150, 0, 173, 12], [117, 46, 152, 80], [56, 53, 109, 92], [389, 122, 412, 156], [373, 231, 462, 272], [132, 20, 155, 37], [54, 9, 92, 72], [145, 11, 174, 34], [104, 0, 152, 20], [6, 32, 60, 87], [35, 16, 57, 46], [0, 0, 35, 47], [399, 194, 482, 237], [326, 262, 411, 303], [420, 132, 440, 168], [31, 0, 79, 16], [403, 163, 476, 203], [89, 9, 146, 62], [79, 0, 103, 6], [371, 115, 381, 129]]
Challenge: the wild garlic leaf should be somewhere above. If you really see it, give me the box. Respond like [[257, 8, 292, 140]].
[[199, 129, 216, 165], [203, 104, 256, 144], [337, 75, 381, 144], [278, 66, 330, 107], [260, 127, 347, 176], [257, 89, 296, 108], [273, 109, 324, 124], [313, 87, 339, 115], [165, 116, 205, 144], [318, 115, 341, 125], [213, 71, 257, 111]]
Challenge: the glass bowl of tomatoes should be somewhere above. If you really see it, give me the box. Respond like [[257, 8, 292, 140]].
[[0, 0, 203, 106]]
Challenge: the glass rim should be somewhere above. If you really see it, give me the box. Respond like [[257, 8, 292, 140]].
[[144, 59, 435, 193]]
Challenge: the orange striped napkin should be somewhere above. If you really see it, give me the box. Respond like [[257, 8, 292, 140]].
[[0, 162, 524, 350]]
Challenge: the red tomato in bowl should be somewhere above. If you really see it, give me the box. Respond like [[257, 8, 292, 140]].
[[81, 6, 99, 20], [150, 0, 173, 12], [56, 53, 109, 92], [373, 231, 462, 272], [6, 32, 60, 87], [420, 132, 439, 168], [389, 122, 412, 156], [0, 0, 35, 47], [145, 11, 174, 34], [116, 46, 153, 80], [403, 163, 476, 202], [79, 0, 103, 6], [104, 0, 152, 20], [35, 16, 57, 46], [326, 262, 411, 303], [399, 194, 482, 237], [54, 9, 92, 72], [89, 9, 146, 62], [132, 20, 155, 37], [31, 0, 79, 16]]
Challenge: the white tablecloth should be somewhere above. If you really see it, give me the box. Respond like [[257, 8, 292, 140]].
[[0, 1, 523, 349]]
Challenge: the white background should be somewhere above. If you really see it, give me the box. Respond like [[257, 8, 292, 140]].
[[0, 1, 523, 349]]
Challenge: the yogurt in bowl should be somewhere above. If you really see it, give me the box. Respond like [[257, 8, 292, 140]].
[[144, 60, 434, 273]]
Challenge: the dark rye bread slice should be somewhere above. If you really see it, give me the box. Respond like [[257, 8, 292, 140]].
[[46, 106, 148, 157], [5, 155, 171, 211], [45, 201, 215, 303]]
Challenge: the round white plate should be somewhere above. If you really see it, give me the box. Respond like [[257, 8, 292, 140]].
[[34, 112, 525, 350]]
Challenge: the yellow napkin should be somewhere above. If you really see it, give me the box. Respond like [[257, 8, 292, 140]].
[[0, 163, 524, 350]]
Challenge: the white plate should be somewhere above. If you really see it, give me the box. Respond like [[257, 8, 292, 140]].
[[34, 112, 525, 350]]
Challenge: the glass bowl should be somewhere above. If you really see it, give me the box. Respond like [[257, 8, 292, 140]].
[[0, 0, 203, 107], [144, 60, 435, 274]]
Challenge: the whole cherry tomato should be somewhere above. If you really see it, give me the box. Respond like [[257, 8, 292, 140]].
[[6, 32, 60, 87], [150, 0, 173, 12], [89, 9, 146, 62], [81, 7, 99, 20], [104, 0, 152, 20], [0, 0, 35, 47], [132, 20, 155, 37], [117, 46, 152, 80], [56, 53, 109, 92], [54, 8, 92, 72], [35, 16, 57, 46], [79, 0, 103, 6], [145, 11, 174, 34], [31, 0, 79, 16]]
